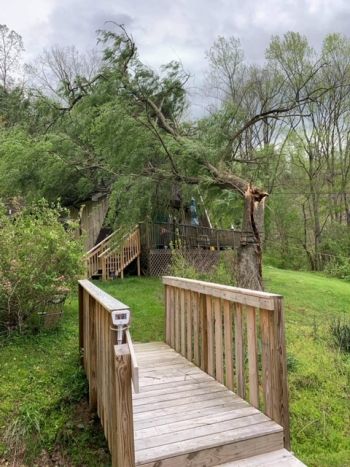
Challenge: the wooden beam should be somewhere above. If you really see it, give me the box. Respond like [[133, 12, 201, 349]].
[[112, 344, 135, 467], [162, 276, 281, 310]]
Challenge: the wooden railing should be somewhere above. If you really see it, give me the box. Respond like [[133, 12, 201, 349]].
[[85, 230, 118, 278], [78, 279, 138, 466], [162, 276, 290, 450], [140, 222, 255, 251], [99, 227, 141, 280]]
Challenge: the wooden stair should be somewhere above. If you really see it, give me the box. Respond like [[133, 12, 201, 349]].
[[85, 226, 141, 279], [217, 449, 305, 466], [132, 343, 305, 467]]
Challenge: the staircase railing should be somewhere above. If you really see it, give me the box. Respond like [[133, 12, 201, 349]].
[[85, 230, 118, 278], [99, 226, 141, 280]]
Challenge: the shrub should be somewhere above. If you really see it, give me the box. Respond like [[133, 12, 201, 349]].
[[169, 247, 235, 285], [330, 318, 350, 353], [0, 200, 83, 333]]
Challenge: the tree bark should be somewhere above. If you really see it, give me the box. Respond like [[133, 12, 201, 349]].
[[236, 186, 266, 290]]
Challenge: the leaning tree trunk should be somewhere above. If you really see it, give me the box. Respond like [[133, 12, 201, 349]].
[[205, 163, 268, 291], [236, 185, 267, 291]]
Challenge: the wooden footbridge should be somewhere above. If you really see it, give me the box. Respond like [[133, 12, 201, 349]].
[[78, 277, 306, 466]]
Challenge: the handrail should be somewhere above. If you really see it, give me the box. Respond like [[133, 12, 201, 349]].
[[85, 230, 119, 257], [78, 280, 137, 466], [162, 275, 290, 450]]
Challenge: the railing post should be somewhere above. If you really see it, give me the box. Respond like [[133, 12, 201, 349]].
[[88, 296, 97, 411], [273, 296, 290, 450], [78, 283, 84, 365], [112, 344, 135, 467]]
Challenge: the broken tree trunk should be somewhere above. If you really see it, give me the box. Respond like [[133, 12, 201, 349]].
[[236, 185, 266, 291], [205, 163, 268, 291]]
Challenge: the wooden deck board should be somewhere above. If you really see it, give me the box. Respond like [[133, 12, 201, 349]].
[[133, 342, 284, 466], [218, 448, 306, 466]]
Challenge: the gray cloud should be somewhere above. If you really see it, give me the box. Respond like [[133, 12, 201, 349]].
[[4, 0, 350, 116]]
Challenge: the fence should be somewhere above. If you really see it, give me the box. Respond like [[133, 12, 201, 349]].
[[78, 279, 138, 466], [162, 276, 290, 449]]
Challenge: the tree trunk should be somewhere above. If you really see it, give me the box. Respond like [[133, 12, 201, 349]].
[[236, 186, 266, 291]]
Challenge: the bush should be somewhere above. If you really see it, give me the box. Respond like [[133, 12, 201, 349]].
[[330, 318, 350, 353], [0, 201, 83, 333], [169, 247, 235, 285], [323, 256, 350, 281]]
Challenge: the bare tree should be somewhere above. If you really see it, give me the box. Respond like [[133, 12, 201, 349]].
[[26, 45, 102, 108], [0, 24, 24, 91]]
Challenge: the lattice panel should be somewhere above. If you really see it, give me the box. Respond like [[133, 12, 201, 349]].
[[148, 249, 224, 276]]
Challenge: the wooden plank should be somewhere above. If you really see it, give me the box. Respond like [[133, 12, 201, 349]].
[[165, 285, 171, 345], [137, 369, 208, 387], [78, 279, 130, 312], [112, 344, 135, 467], [186, 290, 192, 361], [133, 383, 225, 407], [180, 289, 186, 356], [162, 276, 281, 311], [134, 400, 250, 430], [235, 303, 245, 399], [246, 306, 259, 408], [137, 433, 283, 467], [200, 293, 208, 372], [133, 394, 238, 421], [170, 287, 175, 349], [135, 421, 283, 465], [193, 292, 200, 365], [260, 309, 273, 420], [78, 283, 84, 365], [206, 295, 215, 377], [175, 288, 180, 352], [218, 448, 306, 466], [134, 376, 213, 393], [135, 413, 270, 450], [214, 298, 224, 383], [223, 300, 234, 391], [133, 379, 225, 400], [273, 296, 290, 450], [88, 295, 97, 411], [125, 330, 139, 393], [134, 406, 259, 439]]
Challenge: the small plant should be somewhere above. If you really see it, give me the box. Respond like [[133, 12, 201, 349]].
[[330, 318, 350, 353]]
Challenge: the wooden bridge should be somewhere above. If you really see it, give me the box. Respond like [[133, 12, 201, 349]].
[[78, 277, 306, 467]]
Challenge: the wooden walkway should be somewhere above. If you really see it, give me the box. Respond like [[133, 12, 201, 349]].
[[78, 278, 306, 466], [133, 342, 305, 467]]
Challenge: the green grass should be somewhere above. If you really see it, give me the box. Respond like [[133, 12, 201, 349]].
[[0, 269, 349, 466]]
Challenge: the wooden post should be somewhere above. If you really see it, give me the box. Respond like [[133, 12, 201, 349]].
[[137, 255, 141, 276], [78, 283, 84, 365], [273, 297, 290, 450], [88, 296, 97, 411], [200, 293, 208, 372], [112, 344, 135, 467]]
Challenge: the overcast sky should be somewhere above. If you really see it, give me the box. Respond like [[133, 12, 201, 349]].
[[3, 0, 350, 115]]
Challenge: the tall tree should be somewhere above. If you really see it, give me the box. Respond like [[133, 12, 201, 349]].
[[0, 24, 24, 91]]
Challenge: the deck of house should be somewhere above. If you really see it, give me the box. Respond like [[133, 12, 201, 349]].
[[85, 222, 256, 279], [78, 278, 306, 467]]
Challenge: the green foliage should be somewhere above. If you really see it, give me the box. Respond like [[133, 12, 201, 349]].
[[0, 128, 94, 204], [0, 201, 83, 333], [330, 318, 350, 353], [0, 299, 110, 465], [169, 247, 236, 285]]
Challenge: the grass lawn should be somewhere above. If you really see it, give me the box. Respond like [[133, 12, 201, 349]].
[[0, 270, 349, 466]]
